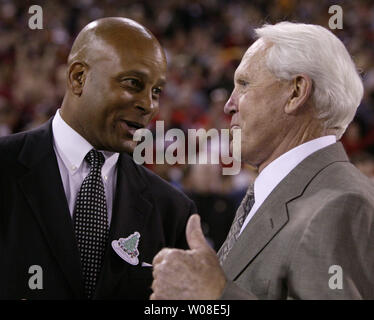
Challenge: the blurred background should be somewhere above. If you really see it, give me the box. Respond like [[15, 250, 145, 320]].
[[1, 0, 374, 250]]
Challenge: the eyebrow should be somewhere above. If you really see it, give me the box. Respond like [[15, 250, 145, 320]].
[[117, 70, 166, 86]]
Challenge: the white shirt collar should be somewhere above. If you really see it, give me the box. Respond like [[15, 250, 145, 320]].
[[52, 109, 119, 173], [253, 135, 337, 209]]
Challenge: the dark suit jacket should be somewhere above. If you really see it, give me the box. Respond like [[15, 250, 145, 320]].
[[0, 119, 196, 299], [220, 142, 374, 299]]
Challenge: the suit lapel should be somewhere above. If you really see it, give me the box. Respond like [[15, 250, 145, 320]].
[[94, 153, 153, 298], [109, 153, 153, 244], [222, 142, 350, 281], [222, 188, 289, 280], [17, 120, 85, 298]]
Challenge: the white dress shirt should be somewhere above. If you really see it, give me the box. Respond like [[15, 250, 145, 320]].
[[52, 109, 119, 225], [239, 135, 337, 235]]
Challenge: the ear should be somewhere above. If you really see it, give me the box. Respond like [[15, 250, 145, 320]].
[[68, 62, 88, 96], [284, 74, 312, 115]]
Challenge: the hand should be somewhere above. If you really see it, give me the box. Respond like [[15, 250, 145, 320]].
[[150, 214, 227, 300]]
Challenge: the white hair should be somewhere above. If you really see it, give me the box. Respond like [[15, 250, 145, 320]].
[[255, 22, 364, 139]]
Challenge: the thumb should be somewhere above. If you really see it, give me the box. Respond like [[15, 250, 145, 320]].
[[186, 214, 209, 251]]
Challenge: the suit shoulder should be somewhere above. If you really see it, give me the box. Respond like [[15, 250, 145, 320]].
[[290, 160, 374, 230], [0, 121, 52, 167], [0, 131, 28, 164], [310, 160, 374, 202], [301, 161, 374, 228], [0, 130, 28, 148]]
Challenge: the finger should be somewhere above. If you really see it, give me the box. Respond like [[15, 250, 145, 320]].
[[151, 278, 157, 292], [152, 248, 173, 266], [186, 214, 210, 251]]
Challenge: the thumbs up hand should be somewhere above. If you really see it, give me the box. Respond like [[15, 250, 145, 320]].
[[150, 214, 227, 300]]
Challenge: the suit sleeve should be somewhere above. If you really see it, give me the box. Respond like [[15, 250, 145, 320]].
[[287, 192, 374, 299], [219, 280, 258, 300]]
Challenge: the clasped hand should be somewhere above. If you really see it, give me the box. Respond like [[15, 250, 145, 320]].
[[150, 214, 227, 300]]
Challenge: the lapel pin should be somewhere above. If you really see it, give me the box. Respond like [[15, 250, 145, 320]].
[[112, 231, 140, 265]]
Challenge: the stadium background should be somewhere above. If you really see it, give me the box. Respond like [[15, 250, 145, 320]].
[[1, 0, 373, 249]]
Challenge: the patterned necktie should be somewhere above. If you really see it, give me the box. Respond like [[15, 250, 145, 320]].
[[73, 149, 109, 299], [217, 184, 255, 264]]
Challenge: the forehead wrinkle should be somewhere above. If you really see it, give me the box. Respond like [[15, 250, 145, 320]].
[[235, 40, 273, 82]]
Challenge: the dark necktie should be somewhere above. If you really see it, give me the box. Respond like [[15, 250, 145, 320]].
[[217, 184, 255, 264], [73, 149, 109, 299]]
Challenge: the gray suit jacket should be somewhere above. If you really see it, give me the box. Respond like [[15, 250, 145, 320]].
[[220, 142, 374, 299]]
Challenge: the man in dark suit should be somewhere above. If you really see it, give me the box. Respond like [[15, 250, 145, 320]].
[[151, 22, 374, 299], [0, 17, 195, 299]]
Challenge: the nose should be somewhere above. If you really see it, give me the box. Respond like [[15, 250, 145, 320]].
[[135, 89, 157, 115], [224, 91, 238, 115]]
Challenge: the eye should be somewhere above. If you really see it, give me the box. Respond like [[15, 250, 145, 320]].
[[237, 79, 249, 87], [152, 87, 163, 98], [120, 78, 143, 90]]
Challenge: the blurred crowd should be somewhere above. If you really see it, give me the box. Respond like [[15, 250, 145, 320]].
[[1, 0, 374, 249]]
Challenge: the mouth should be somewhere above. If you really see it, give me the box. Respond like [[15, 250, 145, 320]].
[[119, 120, 145, 137]]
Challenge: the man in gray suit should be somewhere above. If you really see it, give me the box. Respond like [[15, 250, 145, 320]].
[[150, 22, 374, 300]]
